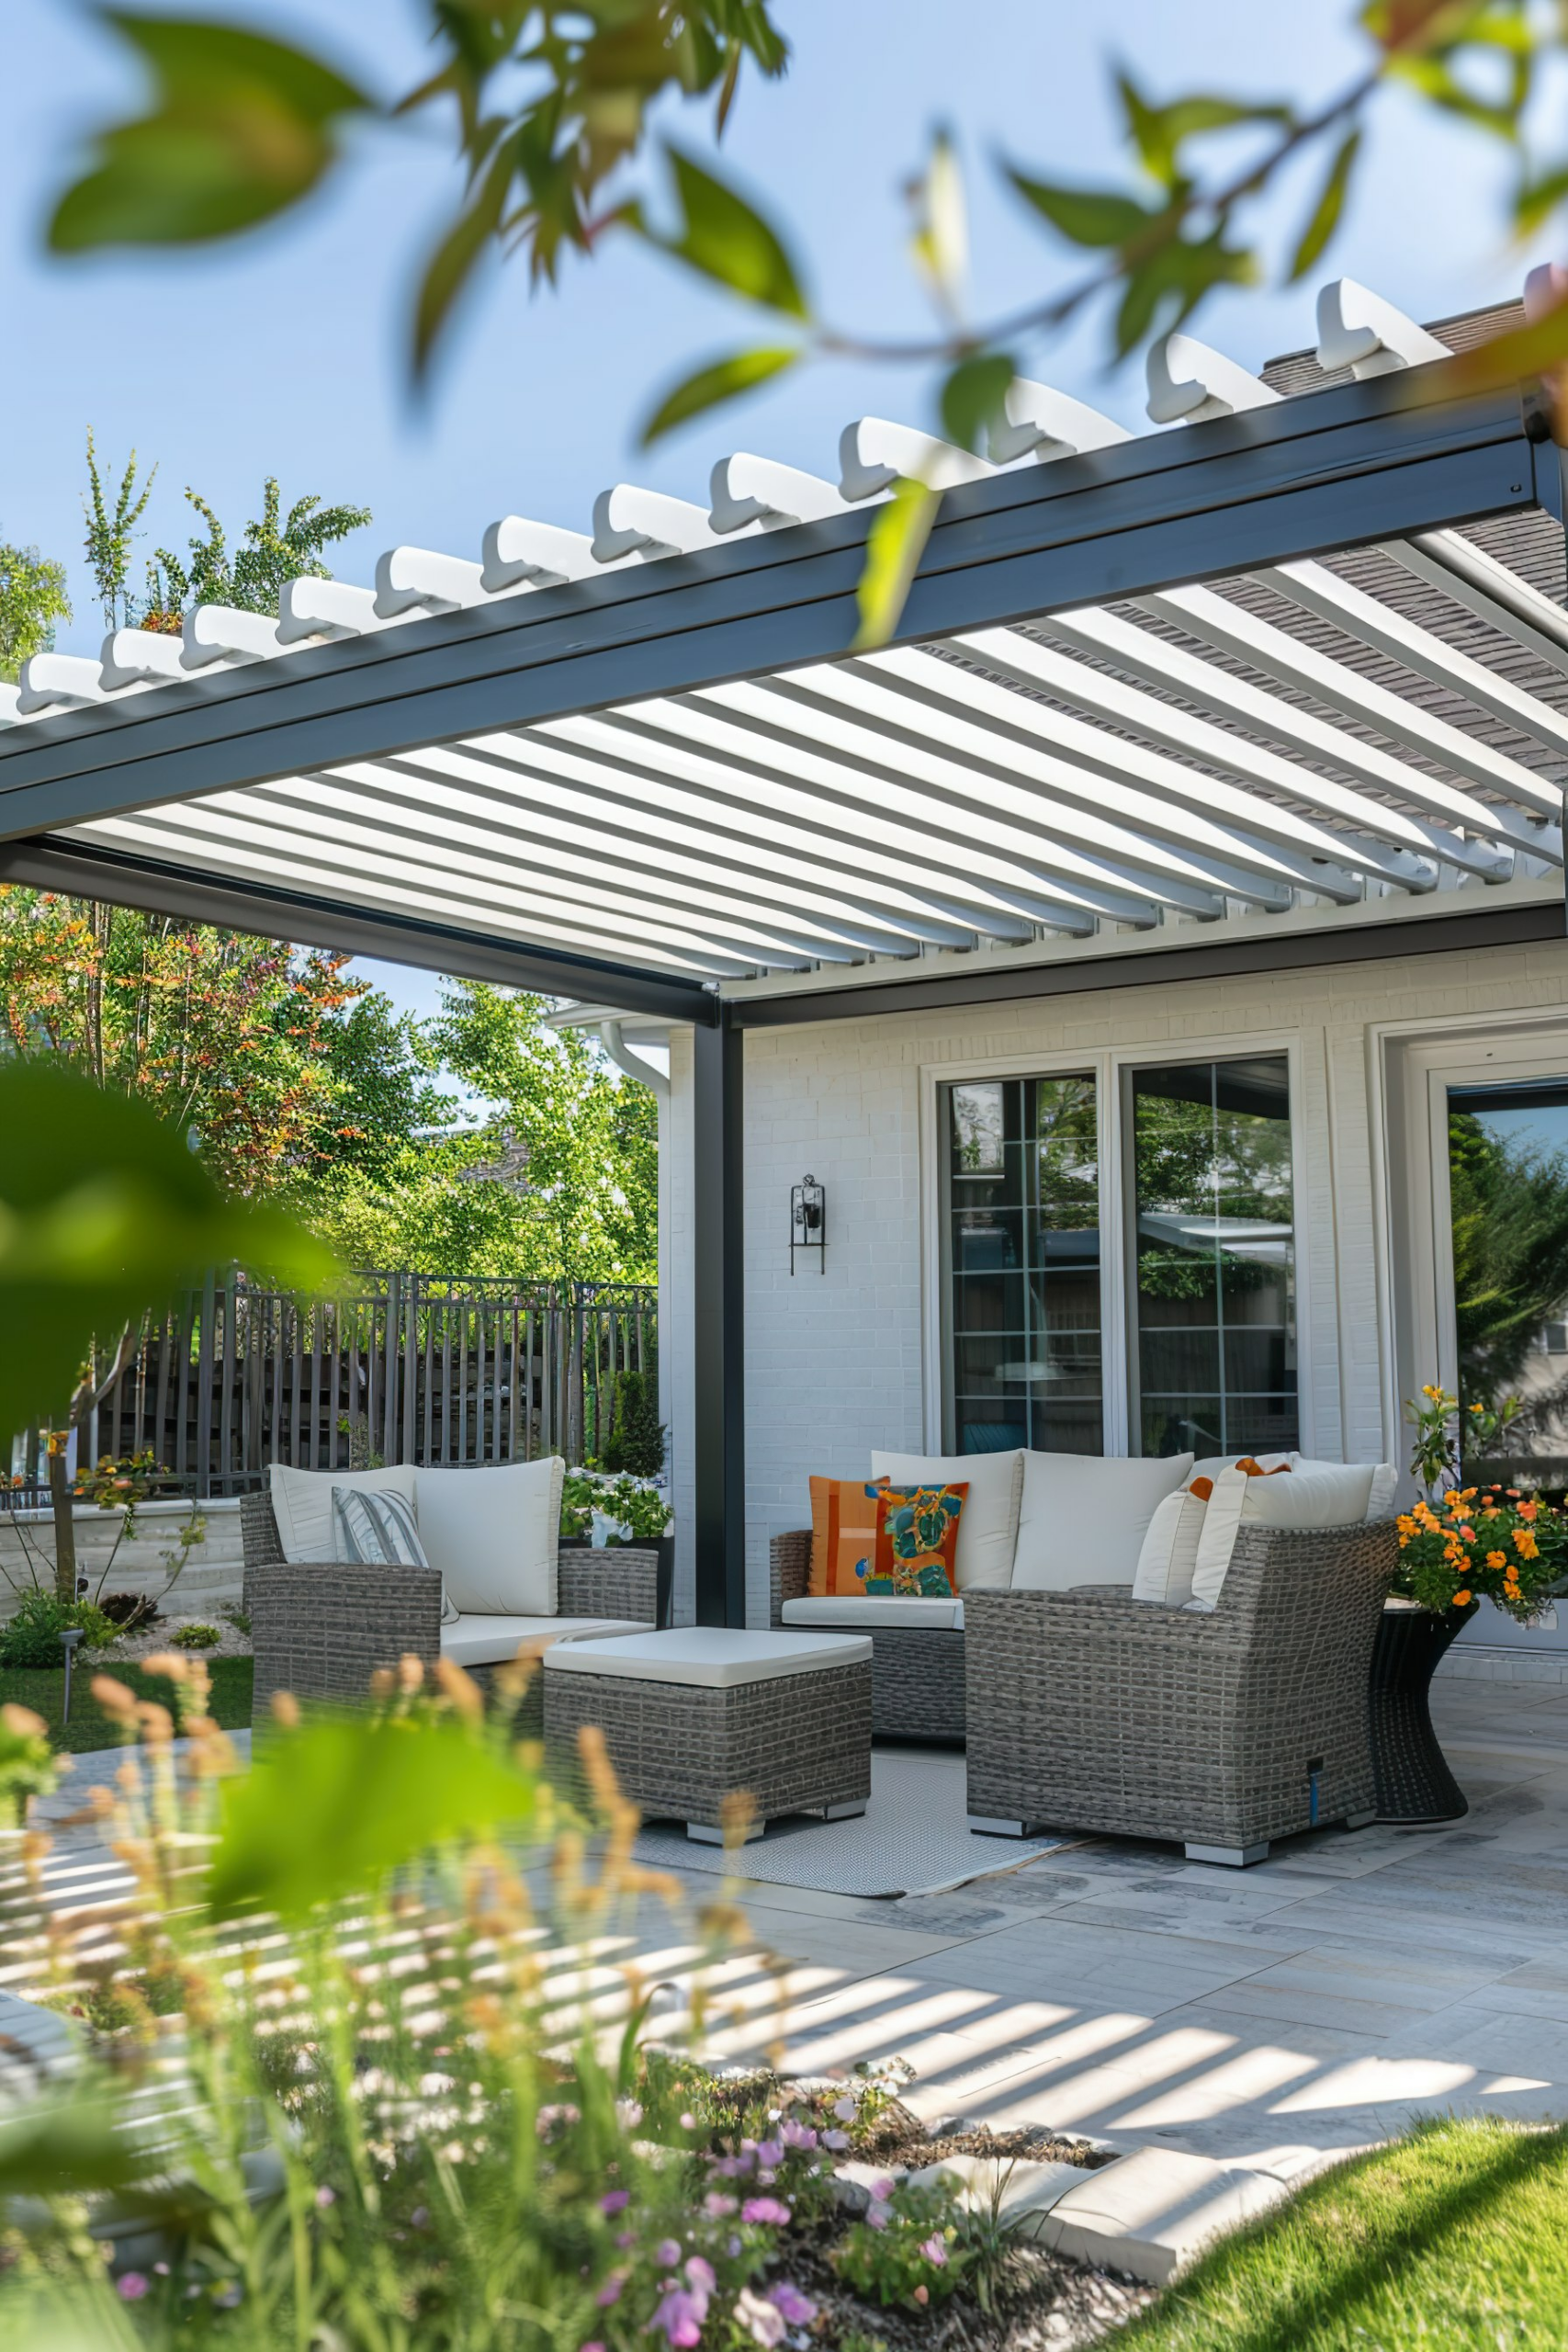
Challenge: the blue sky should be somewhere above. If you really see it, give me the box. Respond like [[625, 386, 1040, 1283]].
[[2, 0, 1558, 1022]]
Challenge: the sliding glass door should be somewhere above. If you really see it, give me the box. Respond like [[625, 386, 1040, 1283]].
[[1447, 1077, 1568, 1486], [944, 1075, 1102, 1455], [941, 1051, 1297, 1460], [1126, 1056, 1297, 1461]]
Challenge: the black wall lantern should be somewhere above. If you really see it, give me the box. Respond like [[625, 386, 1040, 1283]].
[[790, 1174, 826, 1274]]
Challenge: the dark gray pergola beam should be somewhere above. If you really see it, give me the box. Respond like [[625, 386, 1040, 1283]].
[[0, 835, 718, 1024], [0, 368, 1553, 843]]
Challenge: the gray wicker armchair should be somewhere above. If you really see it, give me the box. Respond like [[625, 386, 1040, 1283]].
[[769, 1530, 966, 1744], [242, 1492, 659, 1726], [964, 1519, 1397, 1865]]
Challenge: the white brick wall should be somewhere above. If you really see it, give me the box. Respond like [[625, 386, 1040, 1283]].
[[665, 936, 1568, 1627]]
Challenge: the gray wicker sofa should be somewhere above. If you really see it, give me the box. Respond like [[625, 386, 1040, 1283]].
[[770, 1531, 965, 1742], [242, 1491, 658, 1727], [964, 1518, 1397, 1864]]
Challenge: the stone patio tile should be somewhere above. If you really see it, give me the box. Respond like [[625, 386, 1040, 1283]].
[[1036, 2147, 1289, 2283], [912, 1918, 1276, 2014], [1173, 1975, 1423, 2041], [1040, 1894, 1319, 1953]]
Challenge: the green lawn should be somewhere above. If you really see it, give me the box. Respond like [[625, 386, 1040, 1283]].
[[0, 1656, 254, 1752], [1122, 2118, 1568, 2352]]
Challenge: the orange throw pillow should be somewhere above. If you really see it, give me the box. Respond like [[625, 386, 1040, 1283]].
[[808, 1476, 889, 1596], [869, 1482, 967, 1598]]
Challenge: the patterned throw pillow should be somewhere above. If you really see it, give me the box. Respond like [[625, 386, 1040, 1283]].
[[333, 1486, 458, 1624], [866, 1482, 967, 1598], [808, 1476, 889, 1596]]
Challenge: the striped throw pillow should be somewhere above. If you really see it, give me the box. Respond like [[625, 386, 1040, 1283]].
[[332, 1486, 458, 1624]]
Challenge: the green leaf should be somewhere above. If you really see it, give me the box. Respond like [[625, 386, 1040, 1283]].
[[1516, 163, 1568, 235], [0, 2090, 149, 2198], [1117, 73, 1292, 191], [1434, 290, 1568, 394], [49, 13, 369, 251], [209, 1711, 539, 1919], [1113, 226, 1258, 358], [1007, 168, 1152, 249], [639, 143, 810, 317], [639, 344, 800, 444], [852, 478, 940, 653], [1288, 126, 1361, 281], [940, 352, 1016, 455], [909, 127, 967, 312], [0, 1061, 336, 1437], [411, 135, 518, 381]]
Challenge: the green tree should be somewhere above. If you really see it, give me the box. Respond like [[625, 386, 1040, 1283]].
[[0, 540, 69, 683], [145, 477, 372, 624], [307, 984, 659, 1284], [0, 888, 385, 1202], [82, 428, 155, 631]]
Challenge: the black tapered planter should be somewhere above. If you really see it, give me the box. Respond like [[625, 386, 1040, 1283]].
[[1369, 1603, 1473, 1824]]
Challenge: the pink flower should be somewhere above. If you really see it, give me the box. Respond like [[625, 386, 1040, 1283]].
[[920, 2234, 948, 2267], [913, 2284, 930, 2306], [596, 2272, 626, 2308], [679, 2113, 696, 2131], [581, 2343, 607, 2352], [600, 2189, 631, 2216], [117, 2273, 150, 2301], [740, 2196, 792, 2226], [770, 2281, 817, 2325], [703, 2191, 738, 2218], [649, 2285, 708, 2347], [685, 2256, 716, 2294], [832, 2096, 858, 2121], [779, 2119, 818, 2151], [655, 2239, 682, 2269], [315, 2186, 336, 2210], [866, 2200, 892, 2232], [756, 2138, 784, 2168], [822, 2130, 850, 2152]]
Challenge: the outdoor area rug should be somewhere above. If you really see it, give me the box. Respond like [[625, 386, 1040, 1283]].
[[631, 1747, 1072, 1900]]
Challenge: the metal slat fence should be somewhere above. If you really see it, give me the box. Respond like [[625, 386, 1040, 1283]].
[[8, 1272, 656, 1503]]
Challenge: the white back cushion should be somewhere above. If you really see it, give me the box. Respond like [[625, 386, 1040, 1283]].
[[869, 1449, 1023, 1590], [1011, 1452, 1194, 1591], [1192, 1453, 1396, 1522], [1190, 1463, 1378, 1608], [1131, 1486, 1209, 1607], [417, 1458, 565, 1617], [269, 1462, 417, 1565]]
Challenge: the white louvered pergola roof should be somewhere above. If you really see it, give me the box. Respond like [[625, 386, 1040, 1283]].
[[2, 277, 1564, 1014]]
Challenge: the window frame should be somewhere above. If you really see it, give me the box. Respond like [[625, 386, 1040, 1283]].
[[922, 1029, 1310, 1459]]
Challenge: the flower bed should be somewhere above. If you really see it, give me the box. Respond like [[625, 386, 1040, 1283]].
[[0, 1664, 1149, 2350]]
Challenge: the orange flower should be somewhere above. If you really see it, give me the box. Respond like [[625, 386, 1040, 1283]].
[[1514, 1530, 1540, 1561], [1519, 1499, 1540, 1522], [1486, 1551, 1506, 1569], [1453, 1589, 1472, 1607], [1459, 1526, 1476, 1544]]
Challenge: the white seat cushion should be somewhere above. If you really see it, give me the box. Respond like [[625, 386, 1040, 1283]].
[[1131, 1486, 1209, 1608], [782, 1594, 964, 1631], [269, 1462, 418, 1565], [1011, 1452, 1194, 1591], [541, 1626, 870, 1689], [1190, 1463, 1379, 1608], [440, 1615, 645, 1669], [869, 1449, 1023, 1590], [416, 1459, 565, 1618]]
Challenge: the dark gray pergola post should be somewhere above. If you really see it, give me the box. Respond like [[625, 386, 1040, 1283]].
[[691, 1006, 745, 1627]]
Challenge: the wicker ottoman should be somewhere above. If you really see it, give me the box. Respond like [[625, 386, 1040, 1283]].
[[542, 1627, 873, 1843]]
